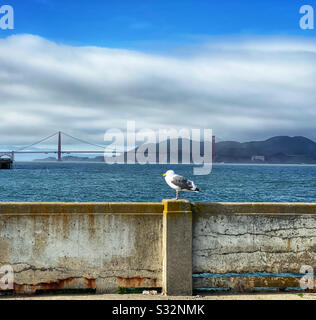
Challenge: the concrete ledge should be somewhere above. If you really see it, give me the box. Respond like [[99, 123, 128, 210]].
[[193, 202, 316, 215], [3, 201, 316, 216], [0, 202, 163, 216]]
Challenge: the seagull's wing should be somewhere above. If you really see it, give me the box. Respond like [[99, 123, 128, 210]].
[[171, 175, 194, 190]]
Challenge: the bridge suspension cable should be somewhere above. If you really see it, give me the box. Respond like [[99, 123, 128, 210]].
[[11, 131, 112, 152], [13, 132, 59, 152], [60, 131, 108, 150]]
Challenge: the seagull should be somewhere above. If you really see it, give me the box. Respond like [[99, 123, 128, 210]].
[[163, 170, 201, 200]]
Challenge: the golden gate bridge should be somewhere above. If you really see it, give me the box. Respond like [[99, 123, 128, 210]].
[[0, 131, 216, 169], [0, 131, 115, 163]]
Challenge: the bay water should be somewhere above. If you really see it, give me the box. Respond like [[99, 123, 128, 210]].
[[1, 162, 316, 202]]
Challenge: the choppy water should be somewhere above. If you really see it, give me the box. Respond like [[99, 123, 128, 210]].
[[1, 162, 316, 202]]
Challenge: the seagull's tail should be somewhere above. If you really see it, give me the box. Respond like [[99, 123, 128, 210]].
[[195, 187, 202, 192]]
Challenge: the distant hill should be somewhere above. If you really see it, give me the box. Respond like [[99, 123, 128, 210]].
[[34, 136, 316, 164], [215, 136, 316, 163], [124, 138, 203, 163]]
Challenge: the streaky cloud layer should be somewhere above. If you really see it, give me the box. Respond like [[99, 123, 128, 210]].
[[0, 34, 315, 145]]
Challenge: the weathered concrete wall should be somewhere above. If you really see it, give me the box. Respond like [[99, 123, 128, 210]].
[[0, 202, 163, 294], [2, 201, 316, 295], [192, 203, 316, 292]]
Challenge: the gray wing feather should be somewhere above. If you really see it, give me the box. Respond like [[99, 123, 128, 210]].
[[171, 175, 193, 190]]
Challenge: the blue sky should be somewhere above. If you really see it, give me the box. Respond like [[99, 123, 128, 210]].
[[1, 0, 315, 49]]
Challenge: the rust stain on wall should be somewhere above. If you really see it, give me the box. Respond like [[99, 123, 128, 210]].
[[62, 214, 71, 239], [287, 239, 291, 251], [13, 277, 97, 295], [88, 214, 96, 239], [116, 276, 157, 288], [85, 278, 97, 289], [194, 276, 316, 293]]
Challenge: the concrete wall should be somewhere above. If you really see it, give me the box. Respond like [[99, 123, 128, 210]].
[[192, 203, 316, 292], [1, 201, 316, 295], [0, 202, 163, 294]]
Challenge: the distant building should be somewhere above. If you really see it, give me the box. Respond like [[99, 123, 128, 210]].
[[251, 155, 265, 162], [0, 157, 13, 169]]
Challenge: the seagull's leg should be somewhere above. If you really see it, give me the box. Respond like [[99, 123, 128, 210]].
[[172, 190, 179, 200]]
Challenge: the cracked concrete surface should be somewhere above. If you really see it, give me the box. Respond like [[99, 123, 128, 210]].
[[192, 205, 316, 291], [2, 202, 316, 295], [0, 212, 163, 294], [193, 213, 316, 274]]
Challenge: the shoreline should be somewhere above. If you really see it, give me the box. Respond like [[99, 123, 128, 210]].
[[10, 161, 316, 166]]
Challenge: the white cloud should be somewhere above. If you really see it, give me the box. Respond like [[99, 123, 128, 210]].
[[0, 34, 315, 146]]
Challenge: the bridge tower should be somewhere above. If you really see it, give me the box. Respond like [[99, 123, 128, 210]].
[[212, 135, 215, 162], [58, 131, 62, 161]]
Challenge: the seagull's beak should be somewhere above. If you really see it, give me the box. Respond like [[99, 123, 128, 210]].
[[163, 173, 166, 176]]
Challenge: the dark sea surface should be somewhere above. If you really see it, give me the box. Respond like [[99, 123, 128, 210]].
[[1, 162, 316, 202]]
